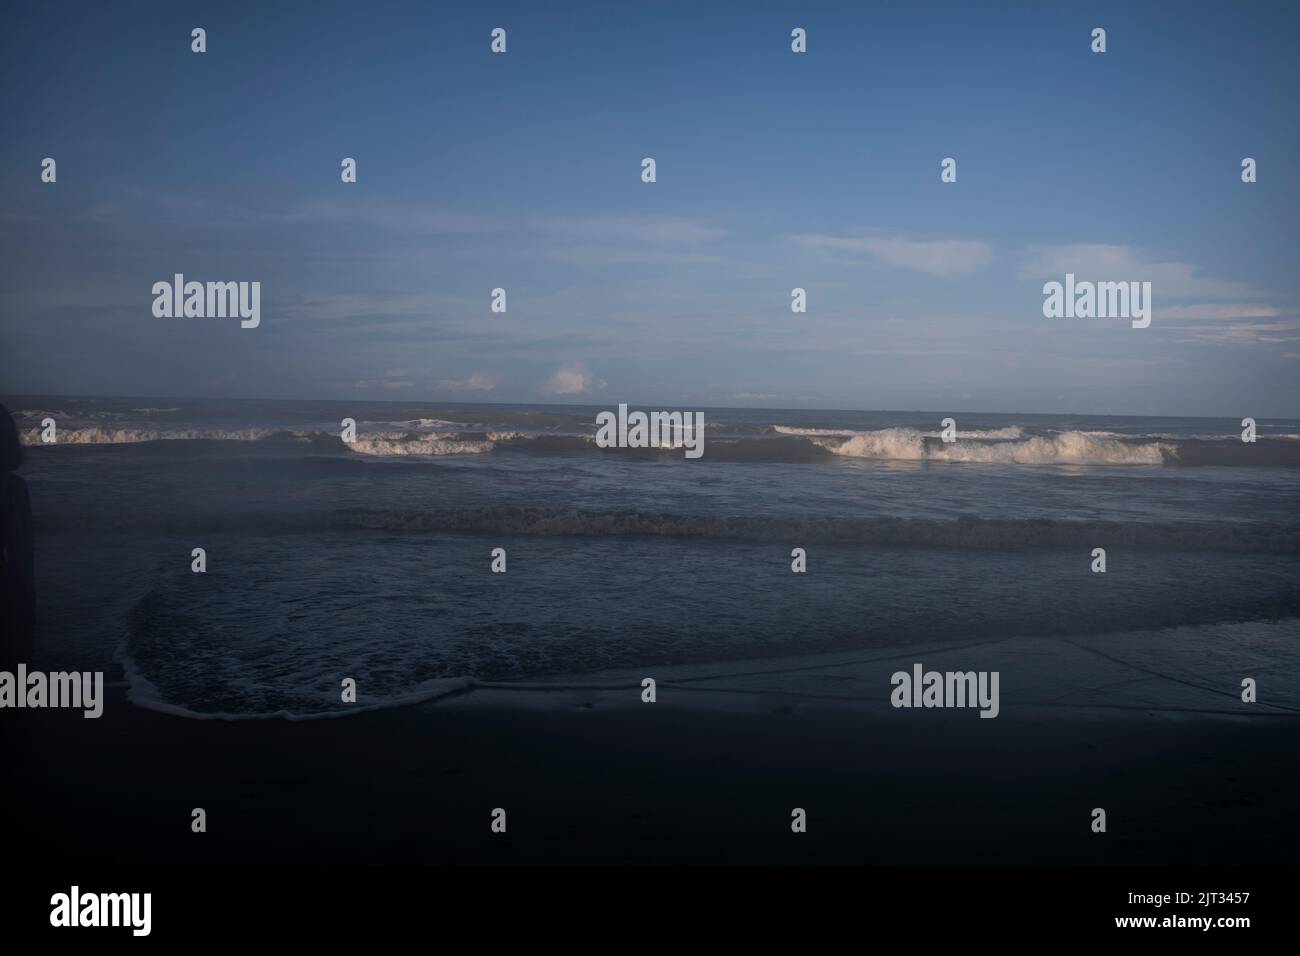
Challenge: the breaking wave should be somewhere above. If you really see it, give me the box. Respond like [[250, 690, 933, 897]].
[[346, 436, 495, 456], [19, 422, 1300, 466], [822, 428, 1168, 465], [21, 426, 308, 444], [117, 585, 474, 721], [774, 425, 1027, 440]]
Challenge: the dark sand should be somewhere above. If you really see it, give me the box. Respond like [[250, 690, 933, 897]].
[[5, 657, 1298, 866]]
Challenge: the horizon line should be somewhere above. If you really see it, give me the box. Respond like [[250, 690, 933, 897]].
[[2, 390, 1296, 423]]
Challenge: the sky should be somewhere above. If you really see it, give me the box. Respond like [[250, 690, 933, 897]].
[[1, 0, 1298, 417]]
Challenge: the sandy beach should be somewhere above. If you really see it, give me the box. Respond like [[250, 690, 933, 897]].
[[7, 626, 1298, 866]]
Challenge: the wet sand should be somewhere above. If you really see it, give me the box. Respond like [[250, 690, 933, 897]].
[[5, 630, 1298, 865]]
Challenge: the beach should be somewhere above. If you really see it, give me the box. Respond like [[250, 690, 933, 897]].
[[8, 626, 1299, 866], [3, 395, 1298, 865], [3, 2, 1298, 932]]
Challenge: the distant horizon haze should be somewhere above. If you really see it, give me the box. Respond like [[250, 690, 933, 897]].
[[2, 389, 1296, 423]]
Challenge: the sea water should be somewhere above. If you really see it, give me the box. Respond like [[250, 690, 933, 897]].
[[10, 395, 1300, 719]]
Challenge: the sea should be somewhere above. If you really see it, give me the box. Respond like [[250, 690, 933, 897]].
[[8, 395, 1300, 719]]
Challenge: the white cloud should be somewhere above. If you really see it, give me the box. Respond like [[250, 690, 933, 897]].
[[1158, 303, 1283, 320], [1020, 244, 1257, 300], [436, 371, 498, 392], [794, 233, 993, 276], [542, 361, 605, 396], [354, 378, 415, 390], [1178, 319, 1300, 345]]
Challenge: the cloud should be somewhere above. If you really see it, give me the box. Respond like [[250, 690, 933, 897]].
[[1020, 245, 1258, 300], [1156, 303, 1284, 321], [542, 361, 605, 396], [436, 371, 498, 392], [354, 378, 416, 390], [1177, 319, 1300, 346], [1135, 300, 1300, 349], [730, 392, 793, 402], [794, 233, 993, 276]]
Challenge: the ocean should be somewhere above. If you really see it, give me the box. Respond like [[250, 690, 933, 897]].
[[10, 395, 1300, 719]]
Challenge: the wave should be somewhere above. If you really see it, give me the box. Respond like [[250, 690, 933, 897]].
[[20, 422, 1300, 466], [346, 436, 495, 456], [18, 425, 497, 457], [774, 424, 1027, 440], [323, 507, 1300, 553], [1084, 431, 1300, 442], [113, 567, 1300, 720], [116, 586, 474, 721], [774, 425, 1171, 464], [775, 426, 1300, 466], [20, 426, 317, 445], [120, 659, 474, 722], [33, 505, 1300, 552], [825, 428, 1168, 465], [399, 418, 469, 429]]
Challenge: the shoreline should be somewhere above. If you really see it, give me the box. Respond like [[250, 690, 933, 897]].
[[114, 623, 1300, 721], [7, 628, 1299, 865]]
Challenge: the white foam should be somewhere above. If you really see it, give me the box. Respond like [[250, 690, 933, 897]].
[[118, 641, 475, 722], [398, 418, 469, 429], [19, 426, 312, 445], [345, 436, 494, 457], [775, 424, 1025, 441], [818, 428, 1168, 465]]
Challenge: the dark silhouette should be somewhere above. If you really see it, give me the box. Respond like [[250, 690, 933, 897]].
[[0, 404, 34, 666]]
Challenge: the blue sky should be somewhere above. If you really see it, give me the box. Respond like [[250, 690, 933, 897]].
[[2, 0, 1298, 416]]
